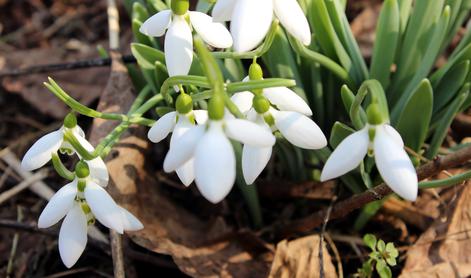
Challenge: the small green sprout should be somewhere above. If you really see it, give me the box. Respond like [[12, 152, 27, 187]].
[[353, 234, 399, 278]]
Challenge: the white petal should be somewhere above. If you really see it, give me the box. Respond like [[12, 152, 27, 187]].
[[273, 111, 327, 149], [175, 159, 195, 186], [189, 11, 233, 48], [84, 182, 123, 233], [242, 145, 272, 184], [383, 124, 404, 148], [273, 0, 311, 45], [147, 112, 177, 143], [193, 110, 209, 125], [231, 91, 254, 115], [194, 123, 236, 203], [86, 158, 109, 187], [119, 206, 144, 231], [164, 125, 205, 172], [230, 0, 273, 52], [320, 128, 369, 181], [263, 87, 312, 116], [212, 0, 236, 22], [38, 180, 78, 228], [165, 15, 193, 77], [21, 130, 63, 171], [225, 119, 276, 147], [374, 126, 418, 201], [139, 10, 172, 37], [59, 204, 88, 268], [170, 118, 195, 186]]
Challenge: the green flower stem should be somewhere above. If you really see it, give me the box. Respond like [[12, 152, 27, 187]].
[[51, 153, 75, 180], [287, 35, 355, 88], [160, 75, 211, 104], [227, 79, 296, 93], [350, 80, 389, 129], [212, 20, 279, 60], [419, 170, 471, 189], [224, 94, 244, 118], [45, 78, 128, 121], [128, 85, 152, 114], [63, 130, 96, 160], [95, 122, 130, 158]]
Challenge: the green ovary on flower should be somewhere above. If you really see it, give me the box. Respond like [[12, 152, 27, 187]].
[[176, 92, 193, 114], [253, 95, 270, 114], [171, 0, 189, 15], [63, 113, 77, 129], [75, 161, 90, 179], [208, 94, 225, 120]]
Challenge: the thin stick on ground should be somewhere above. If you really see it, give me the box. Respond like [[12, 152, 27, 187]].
[[0, 56, 136, 78], [0, 170, 48, 205], [319, 190, 338, 278], [6, 206, 23, 278], [277, 144, 471, 237]]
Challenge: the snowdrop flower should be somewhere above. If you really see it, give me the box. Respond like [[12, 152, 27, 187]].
[[148, 93, 208, 186], [21, 113, 109, 187], [140, 0, 233, 77], [212, 0, 311, 52], [320, 111, 418, 201], [163, 95, 276, 203], [230, 64, 327, 183], [37, 162, 143, 268]]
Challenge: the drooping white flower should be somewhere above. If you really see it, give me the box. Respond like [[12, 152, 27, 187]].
[[212, 0, 311, 52], [38, 178, 143, 268], [163, 118, 276, 203], [148, 110, 208, 186], [21, 125, 109, 187], [140, 9, 233, 77], [320, 124, 418, 201], [230, 87, 327, 184]]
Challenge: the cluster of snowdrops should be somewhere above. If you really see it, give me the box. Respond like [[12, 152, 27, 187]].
[[21, 0, 417, 268]]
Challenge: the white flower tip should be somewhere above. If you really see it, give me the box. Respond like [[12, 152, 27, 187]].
[[121, 207, 144, 231], [301, 35, 311, 46], [20, 159, 36, 172]]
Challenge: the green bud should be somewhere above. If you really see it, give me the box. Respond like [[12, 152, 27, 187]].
[[176, 93, 193, 114], [64, 113, 77, 129], [171, 0, 189, 15], [253, 95, 270, 114], [75, 161, 90, 179], [366, 104, 384, 125], [249, 62, 263, 81], [208, 94, 225, 120]]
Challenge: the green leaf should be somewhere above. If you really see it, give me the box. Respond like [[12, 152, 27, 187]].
[[431, 43, 471, 86], [196, 0, 213, 13], [434, 60, 470, 113], [386, 242, 399, 258], [132, 1, 149, 22], [131, 43, 165, 69], [146, 0, 168, 13], [426, 84, 470, 158], [329, 121, 354, 148], [376, 260, 392, 278], [370, 0, 400, 89], [363, 234, 377, 251], [396, 79, 433, 151], [355, 200, 385, 230], [132, 19, 158, 47], [377, 240, 386, 252]]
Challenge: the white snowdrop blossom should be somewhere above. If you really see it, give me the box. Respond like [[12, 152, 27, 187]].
[[163, 117, 276, 203], [21, 124, 109, 187], [212, 0, 311, 52], [140, 7, 233, 77], [320, 124, 418, 201], [231, 86, 327, 184], [147, 110, 208, 186], [38, 176, 143, 268]]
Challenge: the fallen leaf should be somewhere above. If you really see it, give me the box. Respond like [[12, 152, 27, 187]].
[[400, 181, 471, 277], [1, 46, 108, 119], [269, 235, 337, 278]]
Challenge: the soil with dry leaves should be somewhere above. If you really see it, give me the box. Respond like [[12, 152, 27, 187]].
[[1, 0, 471, 277]]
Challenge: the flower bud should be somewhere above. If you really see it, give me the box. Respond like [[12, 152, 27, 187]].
[[75, 161, 90, 179], [63, 113, 77, 129], [171, 0, 189, 15], [249, 62, 263, 81], [366, 103, 384, 125], [176, 93, 193, 114], [253, 95, 270, 114], [208, 94, 225, 120]]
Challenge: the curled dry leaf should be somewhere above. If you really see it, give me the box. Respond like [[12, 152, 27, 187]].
[[269, 235, 337, 278], [88, 53, 273, 277], [400, 180, 471, 277]]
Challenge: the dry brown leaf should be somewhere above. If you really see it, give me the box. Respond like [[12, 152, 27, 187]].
[[400, 181, 471, 277], [88, 53, 272, 278], [269, 235, 337, 278], [1, 46, 107, 119]]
